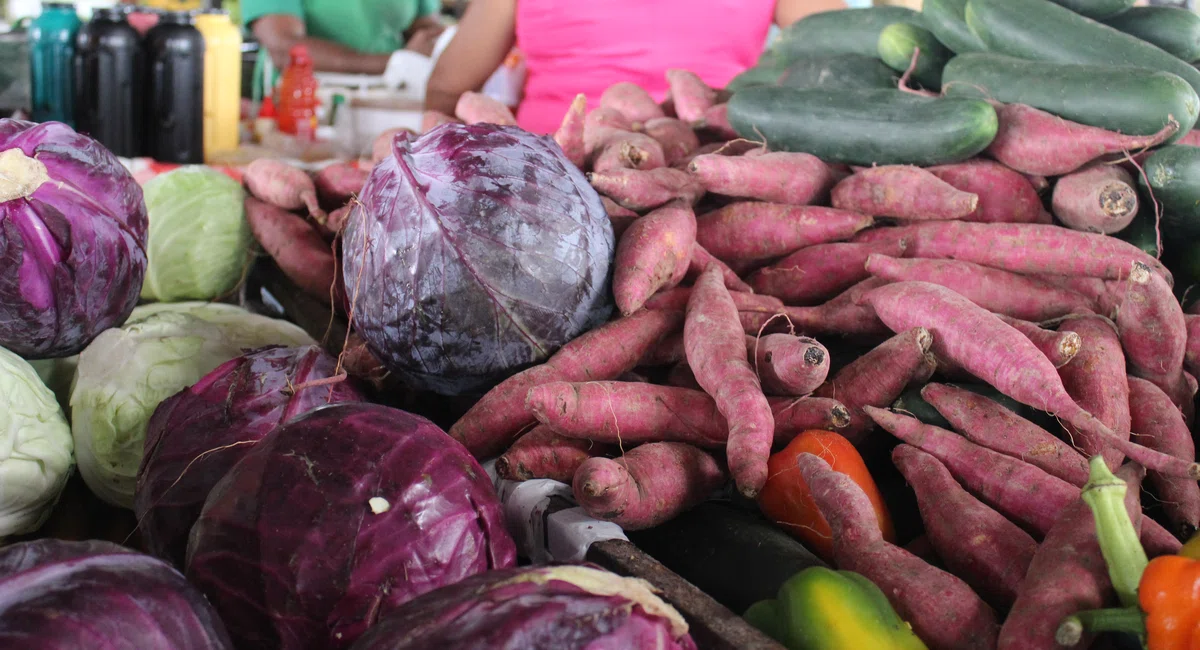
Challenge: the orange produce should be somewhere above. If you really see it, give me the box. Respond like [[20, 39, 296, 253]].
[[757, 429, 895, 560]]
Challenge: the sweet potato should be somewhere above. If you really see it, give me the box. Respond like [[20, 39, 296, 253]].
[[750, 334, 829, 396], [326, 205, 352, 234], [862, 281, 1198, 479], [495, 425, 611, 483], [572, 442, 725, 530], [865, 255, 1095, 322], [868, 406, 1077, 536], [1187, 314, 1200, 379], [454, 91, 517, 126], [796, 453, 999, 650], [770, 397, 853, 442], [1052, 165, 1139, 234], [986, 102, 1179, 176], [371, 127, 414, 164], [687, 243, 754, 293], [1054, 315, 1131, 470], [665, 69, 717, 124], [312, 162, 368, 211], [778, 277, 891, 337], [673, 142, 725, 170], [338, 333, 388, 390], [642, 117, 701, 166], [638, 333, 686, 367], [591, 127, 668, 173], [831, 165, 978, 220], [1105, 263, 1190, 414], [1128, 376, 1200, 538], [851, 220, 1172, 283], [927, 159, 1047, 224], [553, 94, 588, 168], [687, 152, 834, 206], [748, 239, 906, 306], [420, 110, 458, 133], [814, 328, 936, 444], [613, 201, 697, 315], [921, 383, 1089, 487], [243, 158, 322, 218], [998, 463, 1146, 650], [645, 287, 783, 313], [244, 196, 335, 303], [666, 361, 702, 390], [583, 109, 635, 160], [994, 315, 1083, 369], [449, 310, 684, 458], [695, 203, 874, 263], [867, 406, 1179, 556], [685, 266, 775, 496], [892, 444, 1036, 611], [695, 103, 739, 140], [528, 381, 728, 447], [599, 82, 665, 127], [601, 196, 639, 239], [587, 168, 705, 211]]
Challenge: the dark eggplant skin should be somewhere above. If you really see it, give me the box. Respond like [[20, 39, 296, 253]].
[[628, 501, 828, 615]]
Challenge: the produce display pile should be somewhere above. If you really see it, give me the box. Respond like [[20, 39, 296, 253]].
[[5, 0, 1200, 648]]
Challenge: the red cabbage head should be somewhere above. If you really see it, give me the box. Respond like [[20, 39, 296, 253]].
[[135, 344, 367, 569], [0, 120, 147, 358], [350, 564, 699, 650], [342, 123, 614, 396], [0, 539, 233, 649], [186, 402, 517, 650]]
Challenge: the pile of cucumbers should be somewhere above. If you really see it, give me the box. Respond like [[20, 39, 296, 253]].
[[725, 0, 1200, 301]]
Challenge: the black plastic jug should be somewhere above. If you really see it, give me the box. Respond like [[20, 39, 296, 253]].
[[143, 11, 204, 164], [73, 8, 143, 157]]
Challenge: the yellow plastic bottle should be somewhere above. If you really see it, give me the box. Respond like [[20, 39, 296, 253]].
[[193, 11, 243, 161]]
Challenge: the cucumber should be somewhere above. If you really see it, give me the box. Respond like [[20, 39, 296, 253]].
[[1102, 7, 1200, 63], [776, 55, 898, 90], [1141, 145, 1200, 239], [922, 0, 987, 54], [725, 65, 782, 93], [941, 52, 1199, 141], [773, 7, 923, 63], [878, 22, 951, 90], [1115, 204, 1163, 259], [1045, 0, 1135, 20], [965, 0, 1200, 99], [727, 86, 998, 166], [1166, 237, 1200, 307]]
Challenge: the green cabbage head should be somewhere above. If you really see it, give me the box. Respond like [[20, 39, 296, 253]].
[[0, 346, 73, 537], [69, 302, 314, 508], [140, 167, 251, 303]]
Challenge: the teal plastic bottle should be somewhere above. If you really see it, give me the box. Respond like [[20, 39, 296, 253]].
[[29, 3, 81, 125]]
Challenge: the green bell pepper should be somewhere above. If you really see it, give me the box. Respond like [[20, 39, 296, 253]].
[[744, 566, 928, 650]]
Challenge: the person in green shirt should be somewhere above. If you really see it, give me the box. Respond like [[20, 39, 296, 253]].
[[244, 0, 444, 81]]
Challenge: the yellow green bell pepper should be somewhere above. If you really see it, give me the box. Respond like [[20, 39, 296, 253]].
[[744, 566, 928, 650]]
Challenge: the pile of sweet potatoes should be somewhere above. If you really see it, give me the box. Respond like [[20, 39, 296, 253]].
[[429, 70, 1200, 650], [233, 65, 1200, 650]]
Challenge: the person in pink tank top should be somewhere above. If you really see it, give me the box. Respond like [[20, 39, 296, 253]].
[[425, 0, 846, 134]]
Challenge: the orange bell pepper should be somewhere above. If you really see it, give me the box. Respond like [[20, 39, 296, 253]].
[[1140, 555, 1200, 650], [756, 429, 895, 560]]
